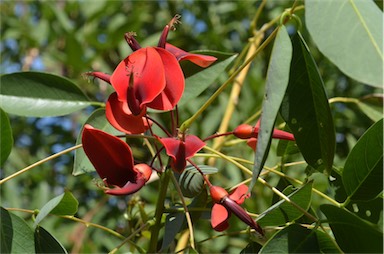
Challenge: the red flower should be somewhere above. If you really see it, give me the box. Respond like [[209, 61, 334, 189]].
[[159, 134, 205, 173], [106, 92, 151, 134], [165, 43, 217, 68], [210, 184, 264, 235], [81, 124, 152, 196]]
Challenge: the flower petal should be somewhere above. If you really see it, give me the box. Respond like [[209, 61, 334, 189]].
[[223, 197, 264, 235], [247, 138, 257, 151], [160, 137, 186, 172], [81, 125, 137, 187], [184, 135, 205, 159], [229, 184, 250, 204], [105, 177, 146, 196], [85, 72, 111, 84], [146, 47, 185, 111], [166, 43, 217, 68], [211, 204, 230, 232], [110, 48, 166, 107], [106, 92, 150, 134]]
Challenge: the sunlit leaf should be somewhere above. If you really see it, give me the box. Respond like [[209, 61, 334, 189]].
[[0, 108, 13, 167], [73, 109, 122, 176], [257, 181, 313, 227], [178, 51, 237, 106], [1, 207, 35, 253], [34, 226, 67, 254], [306, 0, 383, 88], [34, 191, 78, 227], [342, 118, 383, 201], [249, 25, 292, 190], [260, 224, 321, 253], [0, 72, 92, 117], [280, 32, 335, 174], [321, 204, 383, 253]]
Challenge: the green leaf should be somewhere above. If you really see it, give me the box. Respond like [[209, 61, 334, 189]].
[[305, 0, 383, 88], [34, 191, 78, 227], [176, 165, 218, 198], [0, 72, 92, 117], [257, 181, 313, 227], [342, 118, 383, 201], [34, 226, 67, 254], [0, 108, 13, 167], [240, 242, 263, 253], [161, 208, 185, 251], [1, 207, 35, 253], [178, 52, 237, 106], [280, 32, 335, 174], [260, 224, 321, 253], [321, 204, 383, 253], [316, 230, 343, 253], [249, 25, 292, 190], [73, 108, 122, 175], [357, 100, 383, 122]]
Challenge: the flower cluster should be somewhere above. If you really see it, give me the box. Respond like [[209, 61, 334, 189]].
[[81, 15, 295, 234]]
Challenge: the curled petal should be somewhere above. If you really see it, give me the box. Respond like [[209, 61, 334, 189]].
[[106, 92, 150, 134], [105, 177, 146, 196], [81, 125, 137, 187], [85, 72, 111, 84], [228, 184, 250, 204], [110, 48, 166, 107], [146, 48, 185, 111], [211, 204, 230, 232], [222, 197, 264, 236], [184, 135, 205, 159], [160, 137, 186, 172], [166, 43, 217, 68]]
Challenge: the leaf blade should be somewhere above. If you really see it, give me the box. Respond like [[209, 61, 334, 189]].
[[342, 118, 383, 201], [280, 32, 335, 173], [0, 108, 13, 167], [321, 204, 383, 253], [0, 72, 92, 117], [305, 0, 383, 87], [250, 25, 292, 190]]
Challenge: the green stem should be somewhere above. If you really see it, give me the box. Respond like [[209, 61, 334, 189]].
[[170, 173, 195, 250], [0, 144, 83, 185], [148, 169, 172, 252], [179, 26, 280, 132], [329, 97, 360, 104]]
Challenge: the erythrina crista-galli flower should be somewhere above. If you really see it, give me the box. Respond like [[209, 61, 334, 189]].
[[81, 124, 152, 196]]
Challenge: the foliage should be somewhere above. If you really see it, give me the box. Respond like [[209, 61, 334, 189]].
[[1, 1, 383, 253]]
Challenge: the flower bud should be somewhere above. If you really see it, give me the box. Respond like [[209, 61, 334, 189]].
[[233, 124, 256, 139]]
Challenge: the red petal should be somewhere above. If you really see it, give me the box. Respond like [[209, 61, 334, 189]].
[[247, 138, 257, 151], [106, 92, 150, 134], [110, 48, 166, 107], [229, 185, 249, 204], [211, 204, 230, 232], [184, 135, 205, 159], [85, 72, 111, 84], [160, 137, 186, 172], [272, 129, 295, 141], [146, 48, 184, 111], [159, 137, 181, 161], [223, 197, 264, 235], [81, 125, 137, 187], [105, 177, 146, 196], [165, 43, 217, 68]]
